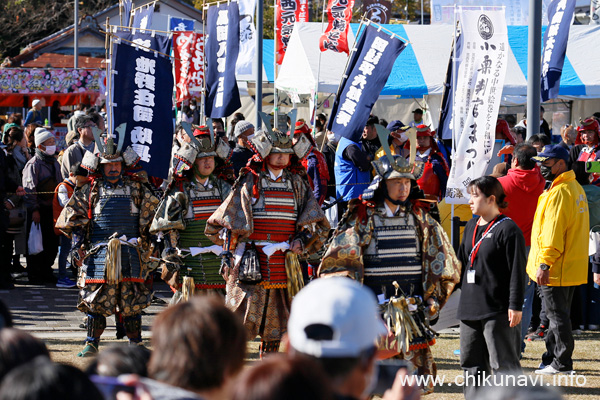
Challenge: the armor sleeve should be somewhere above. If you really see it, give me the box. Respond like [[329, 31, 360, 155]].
[[318, 200, 374, 282], [149, 186, 189, 235], [55, 183, 92, 236], [415, 209, 462, 309], [137, 181, 161, 244]]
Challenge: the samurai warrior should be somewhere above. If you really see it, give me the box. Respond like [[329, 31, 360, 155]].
[[150, 123, 233, 302], [291, 120, 329, 205], [56, 125, 159, 357], [318, 125, 461, 394], [206, 114, 329, 357], [572, 118, 600, 183]]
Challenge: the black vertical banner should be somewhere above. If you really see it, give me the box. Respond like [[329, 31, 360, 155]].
[[205, 2, 242, 118]]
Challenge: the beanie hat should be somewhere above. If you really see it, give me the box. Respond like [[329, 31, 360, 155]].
[[234, 121, 254, 138], [34, 127, 54, 147]]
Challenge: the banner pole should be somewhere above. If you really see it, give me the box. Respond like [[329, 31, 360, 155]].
[[312, 0, 328, 136], [450, 6, 457, 245], [273, 0, 278, 128], [255, 0, 264, 128], [106, 17, 114, 139], [201, 2, 207, 123]]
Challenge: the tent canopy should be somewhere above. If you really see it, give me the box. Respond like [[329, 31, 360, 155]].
[[273, 23, 600, 99]]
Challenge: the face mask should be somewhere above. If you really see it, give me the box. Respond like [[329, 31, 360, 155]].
[[540, 164, 556, 181], [327, 132, 336, 143], [246, 134, 255, 141], [43, 145, 56, 156], [190, 105, 196, 110]]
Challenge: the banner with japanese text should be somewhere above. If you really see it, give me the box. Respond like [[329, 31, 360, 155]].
[[445, 8, 508, 204], [205, 2, 242, 118], [276, 0, 309, 64], [120, 0, 132, 26], [327, 23, 405, 143], [132, 4, 155, 29], [364, 0, 391, 24], [237, 0, 257, 77], [112, 42, 174, 180], [541, 0, 575, 102], [173, 32, 205, 102], [113, 29, 171, 55], [319, 0, 355, 53], [170, 16, 195, 31]]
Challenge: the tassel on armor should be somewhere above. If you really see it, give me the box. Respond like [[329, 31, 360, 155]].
[[105, 237, 123, 284], [181, 276, 195, 301], [285, 252, 304, 300], [259, 340, 281, 359]]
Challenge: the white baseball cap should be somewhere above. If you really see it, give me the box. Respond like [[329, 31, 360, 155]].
[[288, 277, 387, 358], [32, 99, 41, 107]]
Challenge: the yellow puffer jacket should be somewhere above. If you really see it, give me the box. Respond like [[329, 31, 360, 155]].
[[527, 170, 589, 286]]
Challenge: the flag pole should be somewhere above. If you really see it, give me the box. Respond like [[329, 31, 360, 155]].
[[255, 0, 264, 128], [312, 0, 328, 137], [273, 0, 278, 128], [450, 6, 458, 245]]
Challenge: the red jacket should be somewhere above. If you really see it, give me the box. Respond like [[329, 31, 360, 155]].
[[498, 166, 545, 246]]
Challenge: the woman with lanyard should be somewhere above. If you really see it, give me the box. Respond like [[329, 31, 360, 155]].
[[456, 176, 527, 400]]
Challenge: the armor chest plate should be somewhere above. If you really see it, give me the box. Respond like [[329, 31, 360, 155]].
[[249, 177, 298, 243], [185, 184, 222, 222], [363, 211, 423, 297]]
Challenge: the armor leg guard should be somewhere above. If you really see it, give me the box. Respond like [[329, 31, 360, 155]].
[[86, 313, 106, 345], [123, 314, 142, 344], [115, 312, 126, 340], [259, 340, 281, 359]]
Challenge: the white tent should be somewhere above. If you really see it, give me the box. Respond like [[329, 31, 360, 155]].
[[275, 23, 355, 95]]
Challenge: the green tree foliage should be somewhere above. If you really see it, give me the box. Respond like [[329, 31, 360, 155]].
[[0, 0, 118, 60]]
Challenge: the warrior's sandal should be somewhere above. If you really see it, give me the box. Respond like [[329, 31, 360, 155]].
[[77, 342, 99, 357]]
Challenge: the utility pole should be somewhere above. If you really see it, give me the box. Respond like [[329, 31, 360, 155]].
[[526, 0, 542, 139]]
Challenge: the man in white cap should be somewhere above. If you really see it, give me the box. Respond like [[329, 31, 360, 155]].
[[22, 128, 61, 284], [230, 120, 255, 177], [288, 277, 420, 400], [24, 99, 45, 126]]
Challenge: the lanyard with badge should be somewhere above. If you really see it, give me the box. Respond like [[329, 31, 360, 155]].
[[466, 216, 508, 283]]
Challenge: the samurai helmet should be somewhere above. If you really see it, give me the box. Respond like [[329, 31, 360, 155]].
[[173, 121, 232, 175], [83, 123, 140, 172], [371, 124, 424, 181], [415, 124, 434, 137], [577, 117, 600, 133], [250, 110, 310, 160]]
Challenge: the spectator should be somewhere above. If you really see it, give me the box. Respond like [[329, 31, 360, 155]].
[[1, 127, 28, 287], [86, 111, 105, 133], [334, 119, 373, 216], [0, 146, 14, 289], [191, 99, 200, 125], [457, 176, 526, 399], [512, 126, 526, 144], [571, 162, 600, 331], [53, 162, 88, 288], [229, 112, 245, 143], [22, 128, 61, 284], [409, 108, 424, 127], [496, 119, 516, 145], [314, 113, 328, 148], [540, 106, 551, 136], [498, 143, 546, 353], [147, 296, 246, 400], [288, 277, 420, 400], [0, 328, 50, 383], [293, 120, 329, 205], [527, 134, 550, 154], [557, 124, 577, 151], [67, 103, 88, 133], [0, 356, 103, 400], [360, 116, 381, 160], [231, 355, 334, 400], [375, 121, 409, 160], [60, 115, 96, 179], [50, 101, 65, 126], [569, 118, 600, 176], [6, 114, 22, 128], [24, 99, 44, 127], [414, 124, 449, 201], [177, 105, 193, 124], [230, 121, 255, 178], [23, 123, 40, 157], [211, 118, 227, 141], [86, 344, 151, 378], [529, 145, 589, 375]]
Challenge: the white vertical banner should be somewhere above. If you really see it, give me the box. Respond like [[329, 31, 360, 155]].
[[445, 7, 509, 204], [236, 0, 258, 77]]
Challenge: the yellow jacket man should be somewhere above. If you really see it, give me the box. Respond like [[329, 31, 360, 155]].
[[528, 145, 588, 376]]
